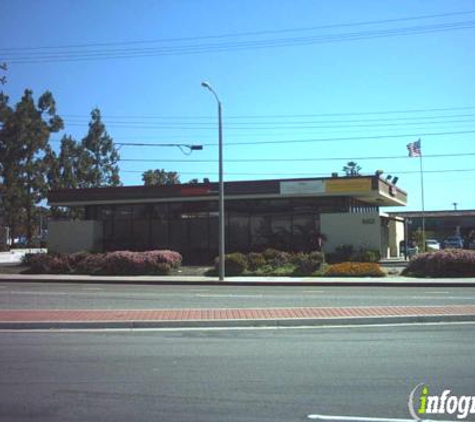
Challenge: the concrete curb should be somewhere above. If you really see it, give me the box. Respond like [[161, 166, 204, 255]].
[[2, 313, 475, 330], [1, 274, 475, 287]]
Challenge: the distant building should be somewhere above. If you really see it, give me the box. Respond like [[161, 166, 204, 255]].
[[48, 175, 407, 264], [388, 210, 475, 248]]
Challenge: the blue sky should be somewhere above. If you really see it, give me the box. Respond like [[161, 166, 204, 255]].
[[1, 0, 474, 212]]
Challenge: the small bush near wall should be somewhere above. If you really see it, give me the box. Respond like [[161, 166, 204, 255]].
[[215, 252, 248, 276], [403, 249, 475, 278], [22, 250, 182, 275], [324, 262, 386, 277], [23, 253, 72, 274], [326, 245, 381, 264], [207, 250, 325, 276], [291, 252, 325, 276], [247, 252, 267, 271]]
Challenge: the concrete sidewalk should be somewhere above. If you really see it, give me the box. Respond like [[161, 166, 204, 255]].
[[1, 304, 475, 330], [1, 272, 475, 287]]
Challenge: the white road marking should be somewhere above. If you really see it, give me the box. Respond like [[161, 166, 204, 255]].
[[3, 291, 68, 296], [424, 291, 449, 294], [195, 293, 264, 298], [307, 413, 448, 421], [82, 287, 103, 291], [3, 321, 475, 334], [411, 296, 475, 300]]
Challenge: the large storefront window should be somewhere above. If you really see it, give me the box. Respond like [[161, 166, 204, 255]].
[[228, 211, 250, 253], [92, 197, 337, 262]]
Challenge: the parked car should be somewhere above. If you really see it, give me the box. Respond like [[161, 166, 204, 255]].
[[443, 235, 464, 249], [425, 239, 440, 251]]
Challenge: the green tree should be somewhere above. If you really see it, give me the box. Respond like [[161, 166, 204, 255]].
[[342, 161, 362, 177], [45, 135, 90, 219], [0, 89, 63, 245], [81, 108, 120, 187], [142, 169, 181, 186]]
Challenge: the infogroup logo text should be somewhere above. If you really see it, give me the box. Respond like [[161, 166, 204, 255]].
[[408, 384, 475, 420]]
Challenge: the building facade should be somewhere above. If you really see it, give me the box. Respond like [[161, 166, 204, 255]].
[[388, 210, 475, 248], [48, 176, 407, 263]]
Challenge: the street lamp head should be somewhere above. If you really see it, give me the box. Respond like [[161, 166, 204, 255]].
[[201, 81, 211, 89]]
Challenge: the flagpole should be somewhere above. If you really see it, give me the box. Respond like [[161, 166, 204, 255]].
[[419, 138, 426, 252]]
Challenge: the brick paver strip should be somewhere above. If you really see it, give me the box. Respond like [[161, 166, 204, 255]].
[[1, 305, 475, 323]]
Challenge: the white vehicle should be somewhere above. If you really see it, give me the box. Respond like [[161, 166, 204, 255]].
[[425, 239, 441, 251]]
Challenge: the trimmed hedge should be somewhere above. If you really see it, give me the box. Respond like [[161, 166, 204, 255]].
[[22, 250, 182, 275], [326, 244, 381, 264], [403, 249, 475, 278], [324, 262, 385, 277], [209, 249, 325, 276], [218, 252, 248, 276]]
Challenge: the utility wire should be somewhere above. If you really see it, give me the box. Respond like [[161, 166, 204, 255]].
[[61, 112, 475, 125], [4, 19, 475, 63], [3, 9, 475, 52], [59, 106, 475, 120], [49, 129, 475, 147], [63, 118, 475, 131], [117, 152, 475, 164], [103, 129, 475, 147], [121, 168, 475, 176]]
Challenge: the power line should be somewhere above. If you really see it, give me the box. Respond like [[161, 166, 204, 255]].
[[117, 152, 475, 164], [103, 129, 475, 147], [5, 19, 475, 63], [62, 119, 475, 131], [121, 168, 475, 176], [49, 129, 475, 147], [62, 112, 475, 125], [3, 9, 475, 52], [58, 106, 475, 120], [205, 130, 475, 146]]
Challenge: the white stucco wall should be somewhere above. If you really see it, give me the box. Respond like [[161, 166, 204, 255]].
[[48, 220, 103, 254], [388, 217, 405, 257], [321, 212, 383, 254]]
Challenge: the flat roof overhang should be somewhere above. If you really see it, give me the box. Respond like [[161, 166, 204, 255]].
[[48, 176, 407, 208]]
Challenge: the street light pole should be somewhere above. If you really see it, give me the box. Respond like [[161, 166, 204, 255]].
[[201, 81, 225, 281]]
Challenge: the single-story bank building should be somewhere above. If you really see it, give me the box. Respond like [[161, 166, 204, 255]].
[[47, 175, 407, 264]]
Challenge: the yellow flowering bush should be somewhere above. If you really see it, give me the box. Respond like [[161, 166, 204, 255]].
[[324, 262, 385, 277]]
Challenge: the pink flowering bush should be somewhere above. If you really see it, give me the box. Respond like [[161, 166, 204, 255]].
[[403, 249, 475, 277], [23, 253, 71, 274], [23, 250, 182, 275]]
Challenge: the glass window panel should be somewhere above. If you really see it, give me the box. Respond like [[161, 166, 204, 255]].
[[131, 219, 150, 251], [271, 214, 292, 251], [116, 205, 133, 220], [151, 219, 169, 249], [250, 214, 272, 250], [228, 212, 250, 253], [292, 214, 318, 252]]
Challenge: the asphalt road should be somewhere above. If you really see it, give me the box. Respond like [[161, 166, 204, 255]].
[[1, 282, 475, 309], [0, 323, 473, 422]]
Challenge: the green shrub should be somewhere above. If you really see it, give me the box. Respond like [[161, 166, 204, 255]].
[[326, 244, 354, 264], [268, 251, 292, 268], [262, 248, 283, 261], [350, 249, 381, 263], [403, 249, 475, 278], [216, 252, 248, 276], [247, 252, 266, 271], [291, 251, 324, 275], [324, 262, 385, 277]]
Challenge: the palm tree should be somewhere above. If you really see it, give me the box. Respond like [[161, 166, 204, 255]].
[[342, 161, 362, 177]]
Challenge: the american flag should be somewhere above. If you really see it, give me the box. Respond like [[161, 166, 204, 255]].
[[407, 139, 421, 157]]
